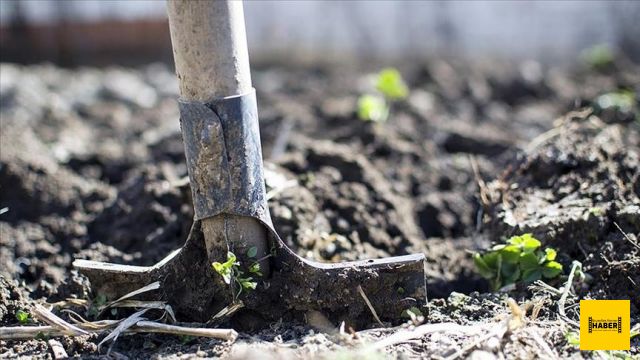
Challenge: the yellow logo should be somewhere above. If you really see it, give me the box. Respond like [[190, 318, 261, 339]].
[[580, 300, 630, 350]]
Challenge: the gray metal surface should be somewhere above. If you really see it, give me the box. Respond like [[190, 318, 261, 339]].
[[179, 89, 272, 226]]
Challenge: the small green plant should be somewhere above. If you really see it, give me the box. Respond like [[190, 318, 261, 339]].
[[87, 293, 107, 319], [179, 335, 195, 344], [358, 67, 408, 122], [595, 90, 636, 113], [401, 306, 423, 319], [581, 44, 614, 70], [473, 233, 563, 290], [15, 309, 30, 324], [357, 95, 388, 123], [375, 68, 409, 100], [565, 331, 580, 347], [212, 250, 262, 299], [588, 207, 604, 217]]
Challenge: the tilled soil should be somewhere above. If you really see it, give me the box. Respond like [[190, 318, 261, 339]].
[[0, 58, 638, 358]]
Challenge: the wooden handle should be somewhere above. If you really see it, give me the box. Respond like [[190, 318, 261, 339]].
[[167, 0, 269, 279], [167, 0, 252, 100]]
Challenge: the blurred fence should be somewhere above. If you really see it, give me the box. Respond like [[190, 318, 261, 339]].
[[1, 0, 639, 66]]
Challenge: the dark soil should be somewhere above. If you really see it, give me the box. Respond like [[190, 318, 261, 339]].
[[0, 57, 638, 358]]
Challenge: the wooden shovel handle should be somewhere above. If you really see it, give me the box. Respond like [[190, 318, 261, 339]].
[[167, 0, 252, 100], [166, 0, 268, 277]]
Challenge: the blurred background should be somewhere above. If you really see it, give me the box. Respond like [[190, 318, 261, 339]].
[[1, 0, 639, 66]]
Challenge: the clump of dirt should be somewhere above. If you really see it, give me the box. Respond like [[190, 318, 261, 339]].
[[0, 276, 33, 326], [485, 109, 640, 313]]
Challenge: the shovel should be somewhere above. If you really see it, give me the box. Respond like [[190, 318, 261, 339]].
[[74, 0, 426, 327]]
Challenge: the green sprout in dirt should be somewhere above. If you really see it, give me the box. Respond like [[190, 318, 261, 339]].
[[473, 233, 563, 291], [15, 309, 30, 324], [375, 68, 409, 100], [87, 293, 107, 319], [179, 335, 195, 344], [358, 95, 388, 123], [595, 89, 636, 113], [212, 248, 262, 299], [401, 306, 424, 319], [565, 331, 580, 347], [358, 67, 409, 122], [581, 44, 614, 70]]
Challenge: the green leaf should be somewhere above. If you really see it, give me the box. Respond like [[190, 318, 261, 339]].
[[482, 252, 500, 269], [544, 248, 557, 261], [375, 68, 409, 100], [520, 234, 541, 253], [212, 262, 224, 273], [179, 335, 195, 344], [94, 293, 107, 307], [247, 247, 258, 258], [507, 234, 541, 251], [401, 306, 423, 318], [501, 264, 520, 286], [507, 235, 523, 246], [500, 245, 521, 263], [249, 262, 262, 276], [542, 261, 563, 279], [357, 94, 389, 122], [239, 278, 257, 290], [565, 331, 580, 347], [223, 252, 238, 268], [596, 90, 636, 112], [519, 252, 540, 270], [15, 309, 29, 324], [581, 44, 614, 69], [522, 268, 542, 283], [473, 253, 495, 279], [212, 262, 232, 284]]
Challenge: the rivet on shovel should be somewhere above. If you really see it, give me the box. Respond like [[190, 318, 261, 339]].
[[73, 0, 426, 327]]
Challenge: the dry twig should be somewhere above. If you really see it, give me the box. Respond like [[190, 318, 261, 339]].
[[357, 285, 384, 327], [134, 321, 238, 341], [371, 322, 484, 350], [613, 221, 640, 251], [558, 261, 581, 328], [99, 309, 149, 350], [33, 304, 89, 336], [48, 339, 68, 360], [101, 281, 161, 312]]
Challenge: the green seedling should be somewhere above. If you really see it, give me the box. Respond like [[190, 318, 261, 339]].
[[358, 95, 388, 122], [212, 251, 259, 299], [212, 251, 238, 284], [595, 90, 636, 113], [375, 68, 409, 100], [581, 44, 614, 70], [87, 293, 107, 319], [401, 306, 423, 319], [565, 331, 580, 347], [15, 309, 30, 324], [246, 246, 258, 258], [358, 67, 408, 122], [473, 233, 563, 291], [588, 207, 604, 217], [179, 334, 195, 344]]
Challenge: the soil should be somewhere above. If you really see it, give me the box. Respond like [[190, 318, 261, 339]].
[[0, 57, 638, 359]]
